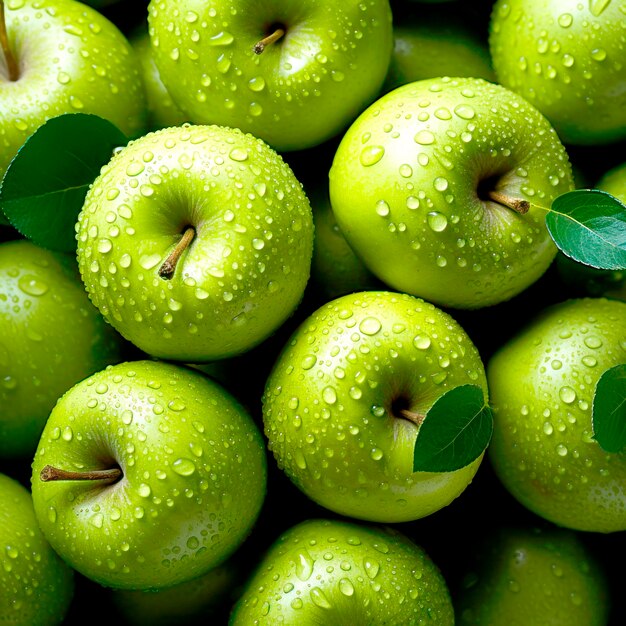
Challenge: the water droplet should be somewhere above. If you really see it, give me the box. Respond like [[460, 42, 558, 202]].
[[323, 386, 337, 404], [310, 587, 332, 609], [359, 317, 381, 335], [454, 104, 475, 119], [364, 559, 380, 579], [584, 336, 602, 349], [360, 145, 385, 166], [172, 458, 196, 476], [138, 483, 151, 498], [375, 200, 390, 217], [339, 578, 354, 596], [229, 148, 248, 162], [414, 130, 435, 145], [414, 335, 431, 350], [370, 448, 383, 461], [558, 13, 573, 27], [589, 0, 612, 17], [559, 386, 577, 404], [301, 355, 317, 370], [296, 551, 314, 581], [427, 211, 448, 232], [434, 177, 449, 192]]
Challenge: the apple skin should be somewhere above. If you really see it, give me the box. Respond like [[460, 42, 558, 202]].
[[384, 14, 495, 92], [0, 0, 147, 181], [329, 77, 574, 310], [147, 0, 394, 152], [130, 29, 188, 131], [0, 472, 74, 626], [31, 359, 267, 590], [229, 518, 454, 625], [263, 290, 487, 523], [76, 123, 314, 362], [489, 0, 626, 145], [455, 524, 610, 625], [487, 297, 626, 533], [0, 240, 123, 460]]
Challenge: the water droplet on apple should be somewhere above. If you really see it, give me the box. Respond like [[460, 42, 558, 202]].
[[360, 145, 385, 166], [209, 31, 234, 46], [584, 336, 602, 349], [454, 104, 475, 119], [589, 0, 612, 17], [413, 335, 431, 350], [359, 317, 381, 335], [323, 386, 337, 404], [310, 587, 332, 609], [18, 275, 49, 296], [559, 386, 577, 404], [296, 550, 314, 581], [229, 148, 248, 162], [558, 13, 574, 27], [172, 458, 196, 476], [375, 200, 390, 217], [301, 355, 317, 370], [414, 130, 435, 145], [427, 211, 448, 232]]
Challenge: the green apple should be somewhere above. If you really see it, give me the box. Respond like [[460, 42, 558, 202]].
[[0, 0, 147, 182], [487, 297, 626, 533], [455, 524, 610, 625], [31, 359, 267, 590], [308, 183, 381, 303], [0, 239, 123, 460], [384, 13, 495, 92], [76, 123, 314, 362], [263, 290, 488, 523], [112, 553, 241, 625], [329, 76, 574, 310], [130, 28, 188, 131], [489, 0, 626, 145], [230, 517, 454, 625], [0, 472, 74, 625], [596, 161, 626, 201], [147, 0, 394, 151]]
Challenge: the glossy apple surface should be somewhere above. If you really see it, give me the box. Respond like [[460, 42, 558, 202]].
[[329, 77, 574, 310], [487, 297, 626, 532], [0, 472, 74, 626], [490, 0, 626, 145], [31, 360, 267, 590], [0, 0, 146, 180], [455, 524, 610, 625], [230, 518, 454, 625], [0, 240, 123, 459], [76, 123, 314, 362], [263, 290, 487, 523], [147, 0, 393, 151]]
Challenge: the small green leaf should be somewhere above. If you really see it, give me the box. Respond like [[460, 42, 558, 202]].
[[546, 189, 626, 270], [592, 364, 626, 454], [413, 384, 493, 473], [0, 113, 127, 252]]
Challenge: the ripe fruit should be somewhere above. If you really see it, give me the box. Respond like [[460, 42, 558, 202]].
[[76, 123, 314, 362], [0, 240, 123, 459], [263, 290, 488, 523], [329, 77, 574, 310], [455, 524, 610, 625], [31, 359, 267, 590], [489, 0, 626, 145], [230, 518, 455, 625], [0, 0, 147, 181], [147, 0, 394, 151], [487, 297, 626, 532], [0, 472, 74, 625]]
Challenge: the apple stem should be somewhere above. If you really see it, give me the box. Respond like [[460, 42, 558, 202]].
[[158, 226, 195, 280], [253, 27, 285, 55], [399, 408, 425, 427], [40, 465, 122, 483], [0, 0, 19, 82], [487, 190, 530, 215]]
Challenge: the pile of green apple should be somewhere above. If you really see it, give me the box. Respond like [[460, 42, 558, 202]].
[[1, 0, 625, 624]]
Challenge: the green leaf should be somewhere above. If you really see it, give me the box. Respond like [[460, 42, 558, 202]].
[[0, 113, 127, 252], [546, 189, 626, 270], [412, 384, 493, 473], [592, 364, 626, 454]]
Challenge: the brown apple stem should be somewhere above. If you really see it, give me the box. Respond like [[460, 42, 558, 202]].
[[253, 27, 285, 55], [399, 409, 425, 427], [487, 190, 530, 215], [40, 465, 122, 483], [158, 226, 195, 280], [0, 0, 19, 82]]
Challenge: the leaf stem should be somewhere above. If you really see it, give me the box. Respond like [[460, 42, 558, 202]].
[[0, 0, 19, 82], [40, 465, 122, 483], [488, 190, 530, 215], [158, 226, 195, 280], [253, 27, 285, 55]]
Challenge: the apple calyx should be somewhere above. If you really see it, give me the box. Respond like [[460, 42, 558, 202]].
[[0, 0, 19, 82], [253, 26, 285, 55], [487, 190, 530, 215], [40, 465, 123, 483], [158, 226, 196, 279]]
